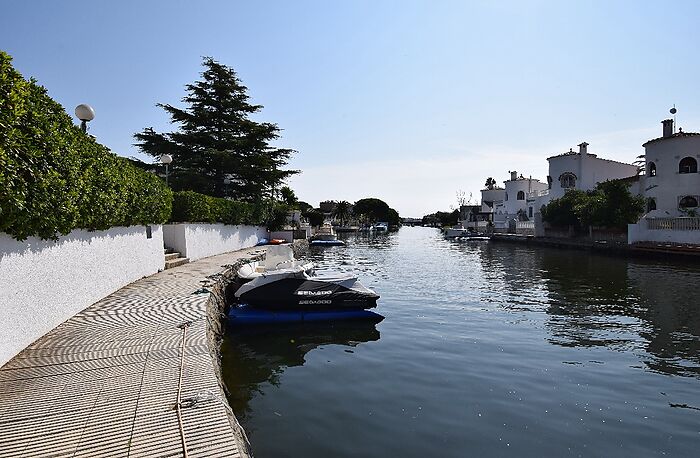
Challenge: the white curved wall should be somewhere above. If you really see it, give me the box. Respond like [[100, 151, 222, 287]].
[[643, 136, 700, 214], [163, 224, 267, 261], [0, 226, 165, 367]]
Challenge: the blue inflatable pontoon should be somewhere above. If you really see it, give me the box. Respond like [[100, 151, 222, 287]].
[[228, 305, 384, 325], [309, 239, 345, 246]]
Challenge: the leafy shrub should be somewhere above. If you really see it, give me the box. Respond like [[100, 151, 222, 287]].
[[170, 190, 266, 226], [0, 51, 172, 241], [542, 181, 645, 230], [170, 190, 291, 230]]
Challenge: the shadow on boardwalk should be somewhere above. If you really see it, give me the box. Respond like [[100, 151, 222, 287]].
[[0, 247, 263, 457]]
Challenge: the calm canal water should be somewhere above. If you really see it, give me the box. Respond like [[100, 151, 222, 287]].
[[221, 227, 700, 457]]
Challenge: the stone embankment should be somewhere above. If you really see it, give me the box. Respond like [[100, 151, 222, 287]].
[[491, 233, 700, 259], [0, 246, 266, 457]]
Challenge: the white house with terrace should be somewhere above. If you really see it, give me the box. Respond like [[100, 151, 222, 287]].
[[488, 171, 547, 232], [530, 142, 639, 235], [628, 118, 700, 244]]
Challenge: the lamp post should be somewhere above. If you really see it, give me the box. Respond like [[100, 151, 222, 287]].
[[75, 104, 95, 133], [223, 178, 231, 198], [160, 154, 173, 186]]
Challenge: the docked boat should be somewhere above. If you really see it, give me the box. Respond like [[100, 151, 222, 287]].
[[372, 222, 389, 232], [230, 245, 381, 324], [444, 224, 471, 238], [310, 224, 345, 246], [237, 245, 315, 280], [235, 270, 379, 310]]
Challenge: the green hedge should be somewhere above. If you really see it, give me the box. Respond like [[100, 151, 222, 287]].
[[170, 190, 290, 230], [0, 51, 172, 241], [170, 190, 264, 225]]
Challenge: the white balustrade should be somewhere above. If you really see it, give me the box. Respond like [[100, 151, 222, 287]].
[[646, 217, 700, 231]]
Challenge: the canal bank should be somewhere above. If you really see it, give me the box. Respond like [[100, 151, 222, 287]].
[[0, 247, 264, 457], [490, 233, 700, 260]]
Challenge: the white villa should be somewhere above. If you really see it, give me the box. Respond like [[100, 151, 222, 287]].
[[473, 115, 700, 245], [628, 119, 700, 244], [489, 172, 547, 233]]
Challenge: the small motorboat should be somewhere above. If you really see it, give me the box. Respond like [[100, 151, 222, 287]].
[[444, 224, 471, 238], [310, 224, 345, 246], [230, 245, 381, 324], [237, 245, 314, 280], [235, 271, 379, 310]]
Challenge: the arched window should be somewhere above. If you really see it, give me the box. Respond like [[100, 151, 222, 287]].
[[679, 157, 697, 174], [517, 190, 525, 200], [559, 172, 577, 188], [648, 162, 657, 177], [679, 196, 698, 208], [646, 198, 656, 212]]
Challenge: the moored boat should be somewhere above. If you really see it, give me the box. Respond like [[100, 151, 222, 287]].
[[237, 245, 314, 280], [310, 223, 346, 246]]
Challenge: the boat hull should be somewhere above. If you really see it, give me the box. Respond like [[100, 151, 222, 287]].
[[228, 305, 384, 325], [310, 239, 345, 246]]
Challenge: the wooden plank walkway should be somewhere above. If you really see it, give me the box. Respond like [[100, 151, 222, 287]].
[[0, 247, 263, 457]]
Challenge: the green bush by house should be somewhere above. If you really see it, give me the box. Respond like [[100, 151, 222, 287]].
[[0, 51, 172, 241], [170, 190, 288, 230]]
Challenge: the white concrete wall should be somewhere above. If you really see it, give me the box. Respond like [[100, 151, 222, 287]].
[[642, 135, 700, 215], [628, 222, 700, 244], [163, 224, 267, 261], [0, 226, 165, 367]]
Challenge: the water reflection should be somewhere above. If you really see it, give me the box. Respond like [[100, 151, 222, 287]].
[[221, 322, 380, 420], [479, 244, 700, 378]]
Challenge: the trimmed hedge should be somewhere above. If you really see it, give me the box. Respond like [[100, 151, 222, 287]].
[[0, 51, 172, 241], [170, 191, 261, 225], [170, 190, 289, 230]]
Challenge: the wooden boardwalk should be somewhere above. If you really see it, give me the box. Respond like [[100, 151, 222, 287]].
[[0, 248, 263, 457]]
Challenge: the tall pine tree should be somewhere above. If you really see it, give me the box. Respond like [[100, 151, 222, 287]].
[[134, 57, 298, 200]]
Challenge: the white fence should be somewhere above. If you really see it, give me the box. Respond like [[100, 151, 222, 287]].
[[516, 221, 535, 235], [629, 218, 700, 245], [646, 217, 700, 231]]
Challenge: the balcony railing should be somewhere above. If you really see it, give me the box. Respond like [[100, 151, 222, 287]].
[[526, 189, 549, 199], [646, 217, 700, 231]]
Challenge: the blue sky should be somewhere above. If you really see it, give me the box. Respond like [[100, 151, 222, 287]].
[[3, 1, 700, 217]]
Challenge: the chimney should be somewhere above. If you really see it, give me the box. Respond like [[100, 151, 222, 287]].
[[662, 119, 673, 138], [510, 171, 517, 181], [578, 142, 589, 155]]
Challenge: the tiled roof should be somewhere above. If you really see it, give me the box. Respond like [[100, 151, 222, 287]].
[[642, 131, 700, 147]]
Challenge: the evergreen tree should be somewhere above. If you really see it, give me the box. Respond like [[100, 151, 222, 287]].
[[134, 57, 298, 200]]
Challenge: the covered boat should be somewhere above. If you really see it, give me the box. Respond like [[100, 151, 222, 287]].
[[231, 244, 381, 324], [235, 271, 379, 310]]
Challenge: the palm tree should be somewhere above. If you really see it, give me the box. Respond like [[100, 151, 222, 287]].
[[332, 201, 352, 226]]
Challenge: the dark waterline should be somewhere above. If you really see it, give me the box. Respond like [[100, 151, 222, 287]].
[[220, 227, 700, 457]]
